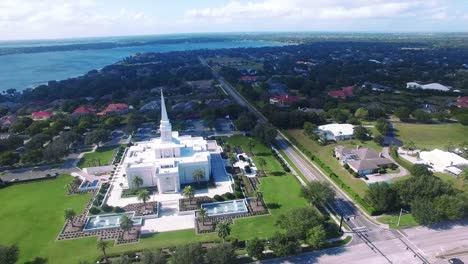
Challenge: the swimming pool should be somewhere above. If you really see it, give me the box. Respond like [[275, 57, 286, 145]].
[[201, 199, 248, 217], [84, 212, 143, 231], [79, 180, 100, 191]]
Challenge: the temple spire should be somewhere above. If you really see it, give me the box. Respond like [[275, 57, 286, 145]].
[[159, 89, 172, 142], [161, 89, 169, 122]]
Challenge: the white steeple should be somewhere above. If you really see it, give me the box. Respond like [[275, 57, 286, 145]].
[[160, 90, 172, 142]]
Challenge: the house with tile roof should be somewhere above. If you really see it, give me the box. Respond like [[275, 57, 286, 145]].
[[98, 103, 129, 116], [327, 86, 354, 99], [31, 111, 54, 121], [72, 106, 97, 117], [335, 146, 395, 176], [454, 96, 468, 108]]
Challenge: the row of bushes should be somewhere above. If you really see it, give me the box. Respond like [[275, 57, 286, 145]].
[[343, 164, 360, 178], [213, 191, 243, 202], [112, 146, 126, 165], [287, 137, 378, 216], [271, 150, 291, 172], [89, 204, 125, 215]]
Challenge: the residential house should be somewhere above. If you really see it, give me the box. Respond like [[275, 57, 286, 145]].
[[269, 95, 300, 107], [205, 99, 231, 108], [140, 101, 160, 112], [172, 101, 198, 113], [362, 82, 393, 92], [32, 111, 54, 121], [420, 104, 438, 113], [189, 80, 214, 94], [335, 146, 395, 176], [98, 103, 130, 116], [72, 106, 97, 117], [267, 79, 287, 95], [0, 115, 17, 129], [327, 86, 354, 99], [453, 96, 468, 108], [239, 76, 258, 82], [316, 124, 354, 141]]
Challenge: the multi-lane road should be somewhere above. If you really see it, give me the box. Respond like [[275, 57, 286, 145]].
[[200, 56, 468, 263]]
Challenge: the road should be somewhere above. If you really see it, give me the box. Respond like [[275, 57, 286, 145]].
[[200, 56, 468, 264]]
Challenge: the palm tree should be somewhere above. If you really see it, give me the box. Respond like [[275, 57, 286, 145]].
[[132, 176, 144, 189], [137, 189, 151, 209], [216, 221, 231, 242], [64, 208, 76, 227], [193, 169, 205, 186], [120, 214, 134, 235], [255, 191, 263, 206], [199, 208, 207, 226], [183, 185, 195, 204], [96, 239, 110, 261]]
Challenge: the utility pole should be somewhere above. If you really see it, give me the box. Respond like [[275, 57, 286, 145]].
[[397, 208, 403, 227]]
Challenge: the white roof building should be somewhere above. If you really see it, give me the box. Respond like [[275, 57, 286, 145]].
[[317, 124, 354, 141], [419, 149, 468, 175], [123, 91, 212, 193], [406, 82, 451, 92]]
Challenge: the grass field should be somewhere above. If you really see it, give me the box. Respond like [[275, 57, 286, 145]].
[[394, 123, 468, 150], [287, 129, 374, 197], [377, 214, 418, 229], [77, 145, 120, 169], [0, 175, 91, 263], [0, 136, 310, 263]]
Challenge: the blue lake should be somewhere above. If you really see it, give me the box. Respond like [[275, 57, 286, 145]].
[[0, 40, 282, 92]]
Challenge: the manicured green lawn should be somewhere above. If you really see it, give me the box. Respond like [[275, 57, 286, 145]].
[[78, 145, 120, 168], [394, 123, 468, 150], [287, 129, 370, 198], [0, 175, 91, 263], [377, 214, 418, 229]]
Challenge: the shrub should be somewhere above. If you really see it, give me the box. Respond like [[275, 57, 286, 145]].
[[234, 191, 244, 199], [343, 164, 350, 170], [223, 192, 236, 200], [93, 200, 101, 206], [113, 206, 125, 213], [95, 193, 104, 200], [89, 207, 100, 215], [214, 195, 224, 201], [352, 172, 360, 178], [101, 203, 113, 213]]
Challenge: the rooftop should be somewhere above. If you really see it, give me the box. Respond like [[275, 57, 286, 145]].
[[318, 123, 354, 137]]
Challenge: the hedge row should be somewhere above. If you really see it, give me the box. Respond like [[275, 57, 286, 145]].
[[287, 137, 378, 216], [271, 150, 291, 173]]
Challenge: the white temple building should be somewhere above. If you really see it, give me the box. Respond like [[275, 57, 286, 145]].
[[123, 91, 211, 193]]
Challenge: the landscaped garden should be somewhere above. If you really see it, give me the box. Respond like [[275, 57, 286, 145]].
[[77, 145, 121, 169], [0, 135, 342, 263], [394, 123, 468, 150]]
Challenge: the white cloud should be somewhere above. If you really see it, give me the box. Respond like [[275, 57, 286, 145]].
[[184, 0, 446, 21], [0, 0, 158, 40]]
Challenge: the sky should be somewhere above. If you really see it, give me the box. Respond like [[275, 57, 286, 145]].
[[0, 0, 467, 41]]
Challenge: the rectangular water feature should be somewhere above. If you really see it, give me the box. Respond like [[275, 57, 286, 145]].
[[201, 199, 248, 217], [84, 212, 143, 231]]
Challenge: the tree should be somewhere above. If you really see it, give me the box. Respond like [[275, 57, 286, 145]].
[[21, 149, 43, 164], [365, 182, 400, 213], [198, 208, 207, 225], [300, 182, 335, 209], [303, 122, 317, 136], [141, 250, 166, 264], [461, 169, 468, 184], [354, 107, 369, 120], [0, 152, 20, 166], [412, 109, 432, 123], [403, 140, 417, 154], [172, 243, 204, 264], [276, 207, 324, 240], [257, 157, 267, 172], [132, 176, 144, 189], [307, 225, 327, 249], [434, 195, 466, 221], [234, 113, 256, 132], [137, 189, 151, 208], [373, 134, 385, 146], [0, 244, 19, 264], [64, 208, 76, 227], [96, 240, 109, 262], [410, 164, 433, 177], [395, 107, 410, 120], [183, 186, 195, 204], [411, 198, 442, 225], [269, 232, 300, 257], [120, 214, 134, 235], [394, 174, 451, 206], [353, 126, 368, 141], [84, 129, 109, 146], [375, 118, 389, 135], [216, 221, 231, 242], [253, 123, 277, 145], [246, 238, 265, 260], [255, 191, 263, 206], [206, 243, 236, 264], [192, 169, 205, 185]]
